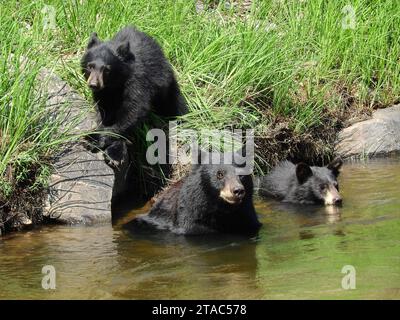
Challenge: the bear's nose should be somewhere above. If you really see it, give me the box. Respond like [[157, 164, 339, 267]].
[[89, 81, 100, 90], [333, 197, 342, 205], [233, 186, 245, 199]]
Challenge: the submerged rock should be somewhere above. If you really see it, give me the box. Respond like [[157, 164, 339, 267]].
[[40, 69, 113, 225], [335, 104, 400, 159]]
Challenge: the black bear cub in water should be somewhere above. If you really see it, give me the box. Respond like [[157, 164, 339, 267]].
[[258, 158, 343, 206], [132, 151, 261, 235], [81, 26, 187, 161]]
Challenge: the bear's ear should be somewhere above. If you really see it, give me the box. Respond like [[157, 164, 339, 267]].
[[116, 41, 135, 62], [296, 163, 313, 184], [87, 32, 101, 49], [327, 157, 343, 177]]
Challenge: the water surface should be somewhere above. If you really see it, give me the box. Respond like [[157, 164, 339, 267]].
[[1, 157, 400, 299]]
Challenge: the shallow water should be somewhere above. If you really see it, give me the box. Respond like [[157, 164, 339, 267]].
[[1, 157, 400, 299]]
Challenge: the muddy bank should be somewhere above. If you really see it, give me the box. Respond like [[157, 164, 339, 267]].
[[0, 180, 44, 236]]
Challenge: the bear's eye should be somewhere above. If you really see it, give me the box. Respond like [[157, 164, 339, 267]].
[[333, 182, 339, 190], [103, 65, 111, 74], [320, 184, 327, 192], [216, 170, 224, 180]]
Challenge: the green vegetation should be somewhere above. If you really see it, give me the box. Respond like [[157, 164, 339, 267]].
[[1, 0, 400, 230], [58, 0, 400, 166]]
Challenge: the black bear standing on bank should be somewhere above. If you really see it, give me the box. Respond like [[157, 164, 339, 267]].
[[130, 150, 261, 235], [257, 158, 343, 206], [81, 26, 187, 163]]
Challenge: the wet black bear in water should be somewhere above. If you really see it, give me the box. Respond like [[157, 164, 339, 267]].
[[130, 151, 261, 235], [81, 26, 187, 166], [257, 158, 343, 206]]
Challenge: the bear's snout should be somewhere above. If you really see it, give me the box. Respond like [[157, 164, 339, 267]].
[[233, 186, 245, 199], [324, 185, 342, 206], [87, 71, 104, 91], [219, 180, 246, 205]]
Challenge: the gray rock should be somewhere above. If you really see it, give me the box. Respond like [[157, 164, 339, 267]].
[[38, 68, 96, 132], [40, 69, 113, 225], [335, 104, 400, 159], [44, 145, 113, 224]]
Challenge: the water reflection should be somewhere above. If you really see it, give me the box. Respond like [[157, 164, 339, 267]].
[[113, 222, 263, 299], [0, 224, 120, 299]]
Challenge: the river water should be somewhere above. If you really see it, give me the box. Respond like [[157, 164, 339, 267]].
[[1, 157, 400, 299]]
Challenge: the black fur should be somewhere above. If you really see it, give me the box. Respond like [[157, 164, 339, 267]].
[[132, 152, 261, 235], [81, 26, 187, 153], [258, 158, 343, 205]]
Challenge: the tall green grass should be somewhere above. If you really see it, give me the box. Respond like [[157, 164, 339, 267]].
[[0, 2, 83, 198], [53, 0, 400, 166]]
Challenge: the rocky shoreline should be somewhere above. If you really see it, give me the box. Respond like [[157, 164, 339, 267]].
[[335, 105, 400, 159]]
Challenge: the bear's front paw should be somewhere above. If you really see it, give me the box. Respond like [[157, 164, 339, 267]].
[[83, 133, 103, 153], [104, 156, 125, 170], [83, 134, 116, 153], [103, 140, 128, 170]]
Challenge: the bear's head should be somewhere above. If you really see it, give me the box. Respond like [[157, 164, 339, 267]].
[[295, 158, 343, 206], [81, 33, 135, 92], [195, 149, 253, 206]]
